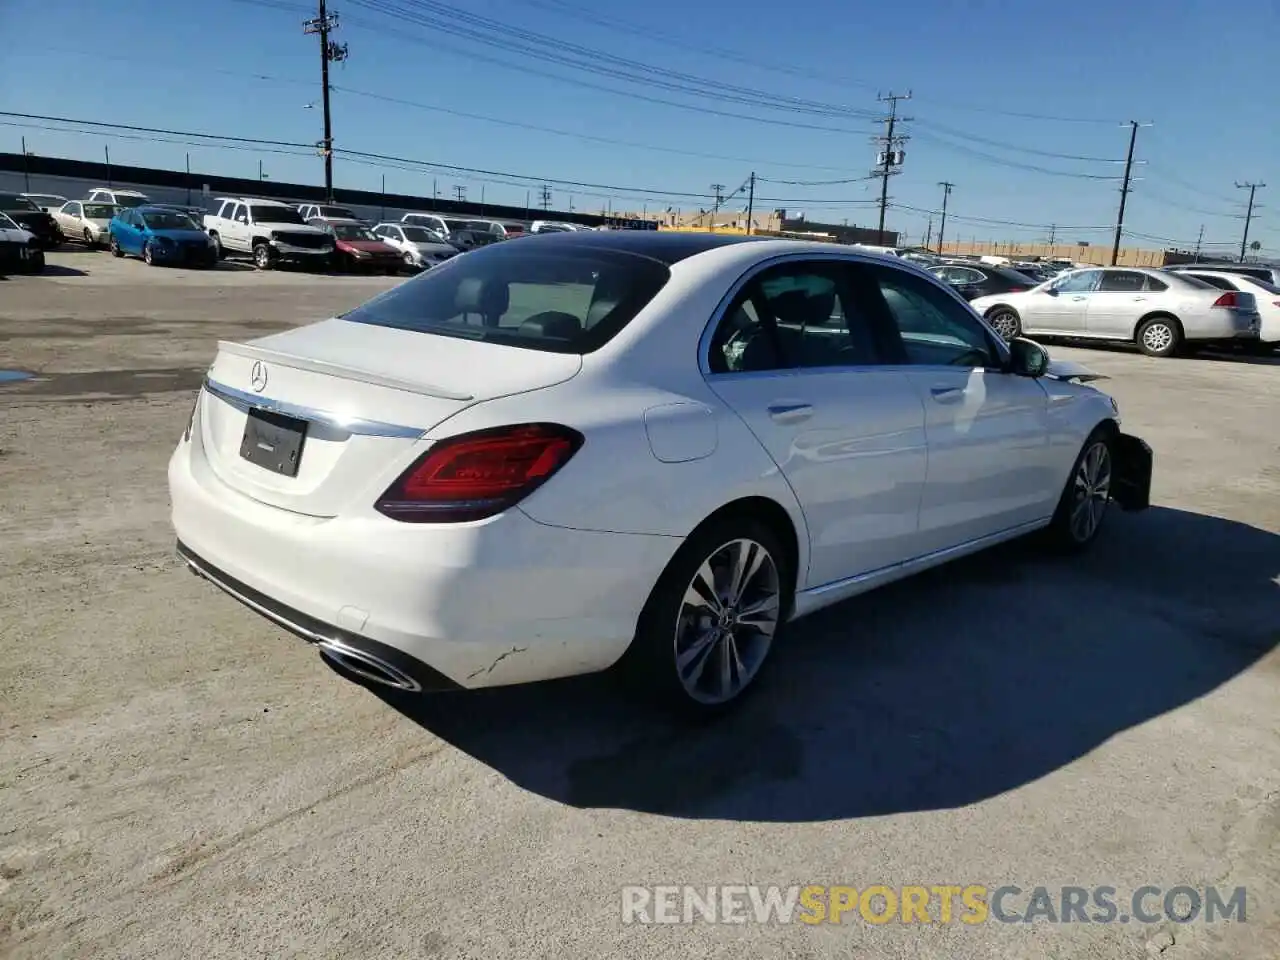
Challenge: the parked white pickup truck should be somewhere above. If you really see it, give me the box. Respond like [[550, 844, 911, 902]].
[[204, 197, 334, 270]]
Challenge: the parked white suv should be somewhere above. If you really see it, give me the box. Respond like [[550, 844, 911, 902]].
[[204, 197, 333, 269], [85, 187, 150, 208]]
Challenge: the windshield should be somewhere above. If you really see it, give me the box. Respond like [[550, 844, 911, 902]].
[[141, 211, 199, 230], [113, 194, 149, 208], [401, 226, 438, 243], [83, 204, 119, 219], [537, 224, 572, 233], [250, 205, 306, 224], [332, 223, 376, 241], [319, 206, 357, 219], [28, 195, 62, 205], [0, 194, 39, 211], [0, 212, 19, 229], [1249, 278, 1280, 295], [342, 244, 670, 355]]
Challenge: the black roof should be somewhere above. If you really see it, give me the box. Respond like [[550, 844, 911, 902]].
[[508, 229, 770, 265]]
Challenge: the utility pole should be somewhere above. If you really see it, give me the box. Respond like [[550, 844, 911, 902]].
[[923, 216, 932, 249], [873, 91, 911, 244], [1111, 120, 1149, 266], [1047, 224, 1057, 246], [936, 180, 953, 255], [745, 172, 755, 236], [105, 144, 111, 187], [21, 136, 30, 191], [453, 185, 466, 203], [186, 153, 192, 205], [539, 185, 552, 210], [304, 0, 348, 202], [1193, 224, 1204, 260], [709, 183, 726, 231], [1235, 181, 1265, 263]]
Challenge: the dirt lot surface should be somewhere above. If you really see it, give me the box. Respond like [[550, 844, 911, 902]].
[[2, 250, 1278, 959]]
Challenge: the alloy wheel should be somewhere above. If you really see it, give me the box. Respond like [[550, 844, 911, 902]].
[[673, 538, 781, 705], [1070, 441, 1112, 542], [1141, 322, 1174, 354], [990, 310, 1020, 340]]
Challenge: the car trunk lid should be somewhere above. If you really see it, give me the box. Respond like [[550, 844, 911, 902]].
[[197, 318, 582, 516]]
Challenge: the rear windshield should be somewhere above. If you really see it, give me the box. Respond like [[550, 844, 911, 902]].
[[319, 206, 357, 219], [141, 211, 199, 230], [1170, 272, 1216, 290], [83, 203, 119, 219], [112, 194, 149, 208], [341, 244, 670, 355], [0, 194, 38, 211]]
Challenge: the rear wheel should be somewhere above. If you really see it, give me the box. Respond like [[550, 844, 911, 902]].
[[109, 235, 123, 258], [986, 306, 1022, 341], [209, 232, 223, 259], [1136, 315, 1181, 357], [253, 242, 273, 270], [622, 516, 789, 714]]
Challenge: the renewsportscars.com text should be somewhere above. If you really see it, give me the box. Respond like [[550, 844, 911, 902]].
[[621, 884, 1248, 925]]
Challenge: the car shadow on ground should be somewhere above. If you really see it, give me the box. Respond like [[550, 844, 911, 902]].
[[364, 506, 1278, 821], [1045, 337, 1280, 365], [36, 264, 90, 277]]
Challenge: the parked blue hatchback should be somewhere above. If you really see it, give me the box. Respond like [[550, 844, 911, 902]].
[[109, 205, 217, 268]]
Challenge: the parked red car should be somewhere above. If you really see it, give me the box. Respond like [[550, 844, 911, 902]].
[[311, 218, 403, 273]]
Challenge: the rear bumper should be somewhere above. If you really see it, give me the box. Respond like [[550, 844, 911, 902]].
[[168, 436, 679, 689], [1112, 432, 1152, 511]]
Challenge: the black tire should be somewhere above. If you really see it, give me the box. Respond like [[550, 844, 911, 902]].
[[402, 250, 417, 271], [142, 241, 155, 266], [253, 242, 273, 270], [1043, 426, 1115, 552], [620, 515, 792, 715], [986, 306, 1022, 341], [83, 228, 95, 248], [22, 248, 45, 274], [209, 232, 224, 259], [1135, 315, 1182, 358], [109, 235, 124, 258]]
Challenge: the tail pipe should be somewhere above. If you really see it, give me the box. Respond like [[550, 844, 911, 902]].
[[315, 637, 422, 693]]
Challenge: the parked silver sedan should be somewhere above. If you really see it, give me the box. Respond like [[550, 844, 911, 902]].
[[52, 200, 121, 249], [970, 266, 1261, 357]]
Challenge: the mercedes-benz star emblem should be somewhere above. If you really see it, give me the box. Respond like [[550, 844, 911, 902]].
[[250, 361, 268, 393]]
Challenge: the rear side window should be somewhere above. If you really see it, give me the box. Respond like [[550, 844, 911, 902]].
[[341, 244, 670, 354], [1188, 273, 1233, 290], [1144, 276, 1168, 292], [1098, 271, 1146, 292]]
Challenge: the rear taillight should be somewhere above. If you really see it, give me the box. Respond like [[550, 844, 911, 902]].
[[375, 423, 583, 523], [1212, 292, 1240, 308]]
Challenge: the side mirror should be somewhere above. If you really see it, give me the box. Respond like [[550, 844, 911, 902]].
[[1044, 285, 1060, 296], [1008, 337, 1050, 377]]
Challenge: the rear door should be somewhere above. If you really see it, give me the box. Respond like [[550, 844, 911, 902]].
[[864, 263, 1058, 554], [704, 258, 929, 588], [1086, 269, 1150, 337]]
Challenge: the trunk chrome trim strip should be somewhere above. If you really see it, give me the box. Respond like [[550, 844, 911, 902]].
[[203, 377, 426, 439]]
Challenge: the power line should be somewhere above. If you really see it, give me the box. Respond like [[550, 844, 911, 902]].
[[331, 85, 853, 172], [913, 118, 1125, 163], [912, 129, 1125, 180], [345, 0, 876, 121]]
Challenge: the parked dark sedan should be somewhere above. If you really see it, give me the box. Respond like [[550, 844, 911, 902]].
[[929, 262, 1040, 300], [0, 192, 62, 248]]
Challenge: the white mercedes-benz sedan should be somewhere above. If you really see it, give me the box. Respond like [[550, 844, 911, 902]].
[[169, 232, 1152, 712]]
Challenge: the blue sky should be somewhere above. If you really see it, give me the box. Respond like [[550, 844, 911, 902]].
[[1, 0, 1274, 254]]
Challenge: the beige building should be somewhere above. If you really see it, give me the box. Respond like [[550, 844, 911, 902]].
[[938, 240, 1186, 268]]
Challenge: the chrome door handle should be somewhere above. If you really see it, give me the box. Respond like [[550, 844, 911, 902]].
[[930, 386, 964, 402], [1132, 296, 1147, 301], [1071, 296, 1087, 301], [767, 402, 813, 424]]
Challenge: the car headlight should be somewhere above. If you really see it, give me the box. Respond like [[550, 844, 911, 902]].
[[352, 249, 369, 258]]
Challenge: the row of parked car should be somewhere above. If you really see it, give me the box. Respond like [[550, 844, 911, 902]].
[[0, 187, 592, 274]]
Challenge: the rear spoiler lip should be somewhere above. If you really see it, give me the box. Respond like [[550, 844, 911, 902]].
[[217, 339, 475, 401]]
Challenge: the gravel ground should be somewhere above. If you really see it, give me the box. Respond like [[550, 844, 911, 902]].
[[1, 250, 1277, 960]]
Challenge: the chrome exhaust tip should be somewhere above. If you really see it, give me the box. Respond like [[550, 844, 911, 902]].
[[316, 637, 423, 693]]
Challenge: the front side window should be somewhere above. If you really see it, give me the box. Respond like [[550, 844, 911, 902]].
[[342, 244, 669, 355], [64, 202, 82, 217], [1055, 270, 1101, 293], [869, 265, 998, 368]]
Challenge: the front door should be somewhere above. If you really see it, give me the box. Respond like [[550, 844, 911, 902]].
[[1023, 268, 1101, 335], [224, 202, 250, 251], [704, 259, 929, 589], [864, 262, 1058, 555]]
